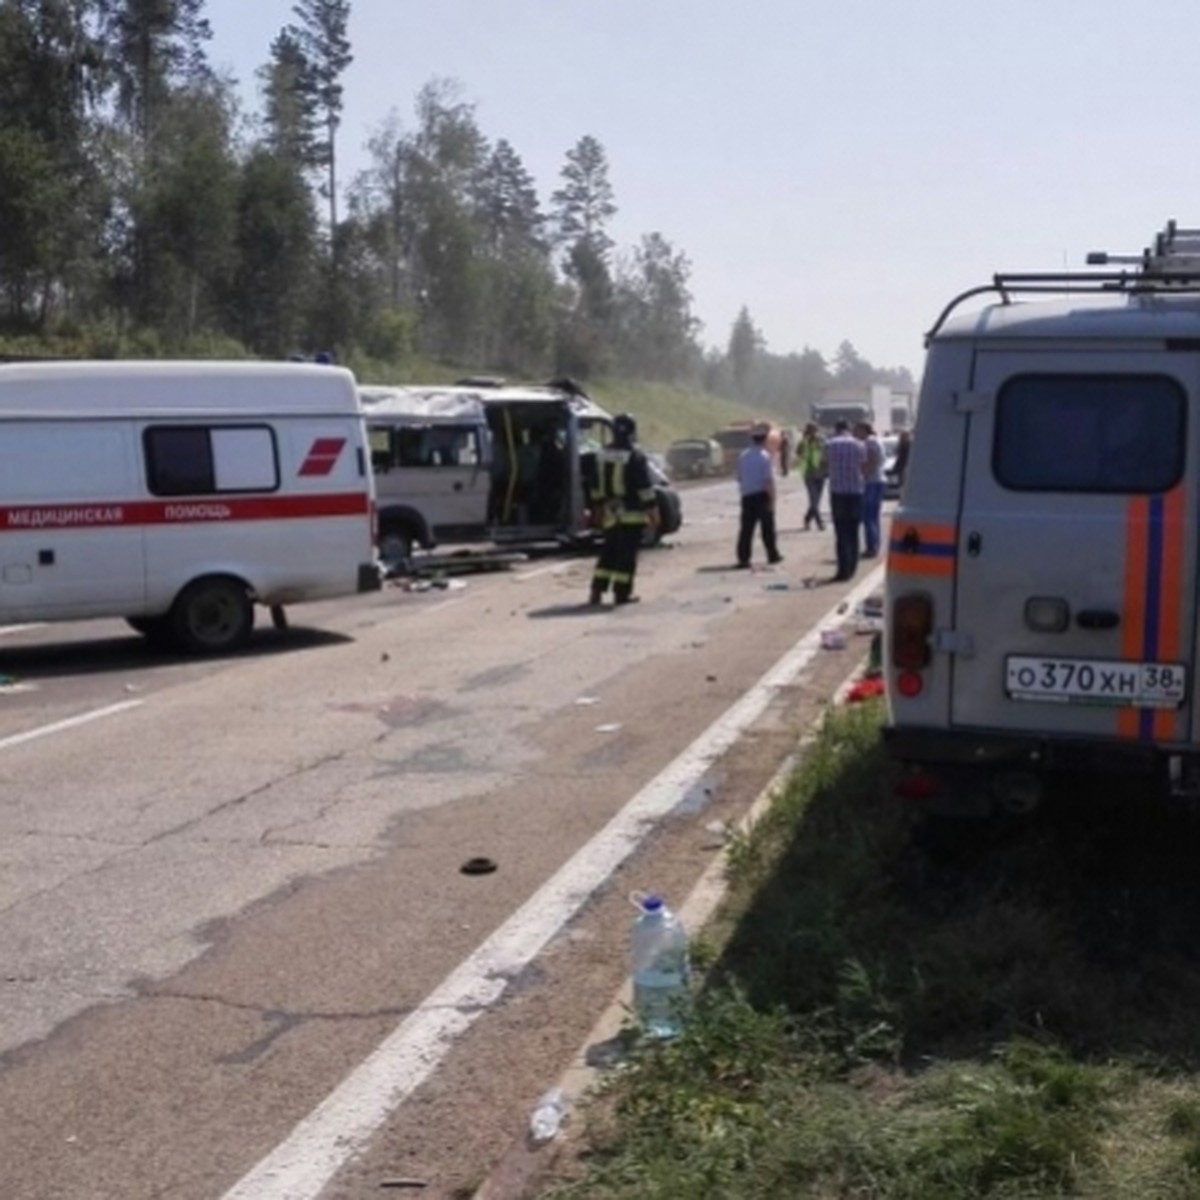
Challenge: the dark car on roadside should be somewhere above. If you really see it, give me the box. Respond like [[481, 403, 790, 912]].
[[645, 457, 682, 545]]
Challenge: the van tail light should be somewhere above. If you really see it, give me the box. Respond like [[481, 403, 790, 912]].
[[896, 771, 938, 800], [892, 593, 933, 671], [370, 499, 379, 543]]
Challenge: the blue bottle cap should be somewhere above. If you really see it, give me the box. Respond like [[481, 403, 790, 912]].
[[641, 894, 664, 912]]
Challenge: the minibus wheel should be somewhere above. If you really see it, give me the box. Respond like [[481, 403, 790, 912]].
[[170, 576, 254, 654], [378, 524, 415, 568]]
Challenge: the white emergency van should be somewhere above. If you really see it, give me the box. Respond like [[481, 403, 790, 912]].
[[885, 220, 1200, 812], [0, 360, 380, 653]]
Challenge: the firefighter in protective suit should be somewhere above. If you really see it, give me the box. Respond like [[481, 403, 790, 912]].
[[588, 413, 659, 605]]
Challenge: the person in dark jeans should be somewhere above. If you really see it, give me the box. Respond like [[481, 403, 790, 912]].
[[735, 422, 782, 568], [823, 420, 866, 582]]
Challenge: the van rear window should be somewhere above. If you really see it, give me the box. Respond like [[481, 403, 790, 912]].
[[994, 374, 1185, 493]]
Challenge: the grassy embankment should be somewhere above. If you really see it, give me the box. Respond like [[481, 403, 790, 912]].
[[0, 332, 770, 454], [546, 700, 1200, 1199]]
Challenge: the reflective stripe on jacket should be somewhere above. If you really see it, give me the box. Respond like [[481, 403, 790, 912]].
[[591, 447, 655, 527]]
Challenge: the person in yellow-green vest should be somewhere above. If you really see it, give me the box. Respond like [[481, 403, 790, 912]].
[[798, 422, 828, 532], [588, 413, 659, 606]]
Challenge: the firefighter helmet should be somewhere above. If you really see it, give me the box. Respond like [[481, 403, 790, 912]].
[[613, 412, 637, 442]]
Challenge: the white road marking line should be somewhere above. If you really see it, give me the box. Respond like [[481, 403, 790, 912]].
[[220, 566, 885, 1200], [0, 699, 145, 751], [0, 623, 47, 637], [423, 597, 468, 616], [513, 562, 570, 581]]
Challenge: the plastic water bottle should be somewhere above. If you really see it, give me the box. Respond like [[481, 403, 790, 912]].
[[529, 1087, 567, 1143], [630, 893, 691, 1039]]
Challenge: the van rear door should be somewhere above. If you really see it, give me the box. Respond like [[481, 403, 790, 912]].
[[951, 350, 1195, 745]]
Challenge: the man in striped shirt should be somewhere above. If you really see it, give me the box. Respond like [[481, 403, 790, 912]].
[[824, 420, 866, 582]]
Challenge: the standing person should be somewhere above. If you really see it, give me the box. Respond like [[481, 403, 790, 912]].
[[893, 430, 912, 492], [825, 420, 866, 582], [588, 413, 659, 605], [735, 422, 783, 568], [798, 422, 827, 531], [857, 421, 885, 558], [779, 429, 792, 477]]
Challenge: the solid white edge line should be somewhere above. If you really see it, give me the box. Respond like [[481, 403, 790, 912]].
[[0, 699, 145, 751], [220, 566, 886, 1200]]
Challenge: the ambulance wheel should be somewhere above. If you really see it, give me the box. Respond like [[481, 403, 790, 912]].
[[170, 577, 254, 654]]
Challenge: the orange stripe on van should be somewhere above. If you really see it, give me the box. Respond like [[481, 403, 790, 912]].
[[886, 554, 955, 578], [1117, 497, 1150, 739], [1153, 486, 1187, 741], [891, 521, 957, 546]]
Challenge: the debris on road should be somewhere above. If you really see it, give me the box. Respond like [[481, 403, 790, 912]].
[[702, 819, 731, 849], [460, 857, 498, 876], [845, 677, 886, 703], [528, 1087, 569, 1144]]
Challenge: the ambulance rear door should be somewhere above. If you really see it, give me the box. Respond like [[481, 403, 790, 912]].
[[950, 349, 1197, 746]]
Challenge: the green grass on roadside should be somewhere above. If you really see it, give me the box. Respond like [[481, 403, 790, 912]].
[[0, 333, 768, 454], [547, 701, 1200, 1199]]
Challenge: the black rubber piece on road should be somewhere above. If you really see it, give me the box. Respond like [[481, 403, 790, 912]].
[[460, 856, 498, 876]]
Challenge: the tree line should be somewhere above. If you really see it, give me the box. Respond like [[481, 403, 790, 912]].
[[0, 0, 911, 421]]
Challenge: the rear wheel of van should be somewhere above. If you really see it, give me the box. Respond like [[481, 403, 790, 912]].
[[169, 577, 254, 654]]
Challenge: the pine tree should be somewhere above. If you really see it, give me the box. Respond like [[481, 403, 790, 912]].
[[728, 307, 763, 389], [286, 0, 351, 237], [550, 135, 616, 256]]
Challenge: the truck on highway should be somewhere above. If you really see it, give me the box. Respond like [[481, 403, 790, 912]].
[[0, 360, 380, 652]]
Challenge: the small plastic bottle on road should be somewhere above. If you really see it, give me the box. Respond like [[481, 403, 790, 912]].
[[630, 893, 691, 1039], [529, 1086, 568, 1143]]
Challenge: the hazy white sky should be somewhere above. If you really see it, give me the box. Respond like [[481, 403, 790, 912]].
[[205, 0, 1200, 376]]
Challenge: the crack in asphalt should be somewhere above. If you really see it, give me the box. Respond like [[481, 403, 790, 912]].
[[0, 749, 357, 919]]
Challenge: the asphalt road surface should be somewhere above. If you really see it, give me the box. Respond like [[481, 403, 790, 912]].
[[0, 476, 886, 1200]]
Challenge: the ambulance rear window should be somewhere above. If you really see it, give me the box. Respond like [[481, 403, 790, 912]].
[[144, 425, 279, 495], [994, 374, 1184, 494]]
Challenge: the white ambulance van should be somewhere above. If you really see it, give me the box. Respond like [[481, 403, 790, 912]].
[[0, 360, 380, 653], [885, 220, 1200, 812]]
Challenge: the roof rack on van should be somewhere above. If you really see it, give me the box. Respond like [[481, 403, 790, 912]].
[[926, 218, 1200, 344]]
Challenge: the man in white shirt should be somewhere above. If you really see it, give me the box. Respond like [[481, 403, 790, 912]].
[[856, 421, 885, 558], [735, 423, 782, 568]]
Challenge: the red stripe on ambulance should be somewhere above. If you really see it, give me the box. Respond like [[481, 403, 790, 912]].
[[298, 437, 347, 476], [2, 493, 369, 531]]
